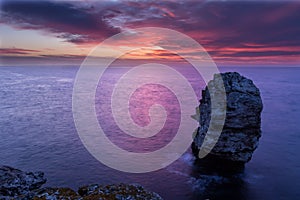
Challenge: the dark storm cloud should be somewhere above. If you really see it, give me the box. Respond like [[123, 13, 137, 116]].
[[2, 0, 300, 47], [120, 1, 300, 48], [1, 0, 300, 63], [0, 0, 120, 43]]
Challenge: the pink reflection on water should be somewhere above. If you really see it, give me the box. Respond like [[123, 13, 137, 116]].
[[95, 63, 205, 153]]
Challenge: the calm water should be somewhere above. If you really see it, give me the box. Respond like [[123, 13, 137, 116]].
[[0, 66, 300, 200]]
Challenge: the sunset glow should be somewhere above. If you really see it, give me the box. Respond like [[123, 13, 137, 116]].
[[1, 0, 300, 66]]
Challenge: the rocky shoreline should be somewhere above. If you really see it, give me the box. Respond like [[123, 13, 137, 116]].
[[0, 166, 163, 200]]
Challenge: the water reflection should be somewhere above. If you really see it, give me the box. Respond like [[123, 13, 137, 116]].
[[189, 155, 248, 200]]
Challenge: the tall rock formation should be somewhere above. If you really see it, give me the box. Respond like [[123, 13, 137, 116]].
[[192, 72, 263, 163]]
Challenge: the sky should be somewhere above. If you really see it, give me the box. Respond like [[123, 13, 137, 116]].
[[0, 0, 300, 66]]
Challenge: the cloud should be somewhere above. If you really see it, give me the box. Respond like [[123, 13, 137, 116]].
[[109, 0, 300, 63], [1, 0, 300, 65], [0, 48, 40, 54], [1, 0, 120, 44]]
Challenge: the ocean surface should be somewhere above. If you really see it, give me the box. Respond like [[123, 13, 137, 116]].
[[0, 65, 300, 200]]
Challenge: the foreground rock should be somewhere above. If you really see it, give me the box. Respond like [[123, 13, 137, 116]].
[[33, 187, 80, 199], [192, 72, 263, 163], [0, 166, 46, 199], [77, 183, 163, 200], [33, 184, 163, 200], [0, 166, 163, 200]]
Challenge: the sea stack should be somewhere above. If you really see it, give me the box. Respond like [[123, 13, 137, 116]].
[[192, 72, 263, 163]]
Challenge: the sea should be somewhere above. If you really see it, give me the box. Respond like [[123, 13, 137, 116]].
[[0, 65, 300, 200]]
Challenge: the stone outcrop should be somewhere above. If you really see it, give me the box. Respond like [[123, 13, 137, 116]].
[[33, 184, 163, 200], [192, 72, 263, 163], [77, 183, 163, 200], [0, 166, 163, 200], [33, 187, 81, 200], [0, 166, 46, 199]]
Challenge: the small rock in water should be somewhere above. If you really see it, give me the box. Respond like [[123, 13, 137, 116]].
[[192, 72, 263, 163]]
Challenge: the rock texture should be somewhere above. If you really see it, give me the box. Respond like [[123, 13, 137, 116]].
[[33, 184, 163, 200], [77, 183, 163, 200], [0, 166, 163, 200], [0, 166, 46, 199], [33, 187, 81, 200], [192, 72, 263, 163]]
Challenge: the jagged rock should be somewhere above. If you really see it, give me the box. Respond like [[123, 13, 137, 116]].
[[33, 184, 164, 200], [33, 187, 81, 200], [192, 72, 263, 163], [32, 184, 164, 200], [0, 166, 163, 200], [0, 166, 46, 199], [78, 183, 163, 200]]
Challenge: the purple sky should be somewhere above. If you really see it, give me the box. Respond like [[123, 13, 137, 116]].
[[1, 0, 300, 66]]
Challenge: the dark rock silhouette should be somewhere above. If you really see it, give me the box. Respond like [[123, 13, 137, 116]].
[[0, 166, 163, 200], [0, 166, 46, 199], [192, 72, 263, 163]]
